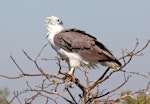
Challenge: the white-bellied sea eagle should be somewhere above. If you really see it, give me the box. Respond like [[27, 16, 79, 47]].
[[45, 16, 121, 76]]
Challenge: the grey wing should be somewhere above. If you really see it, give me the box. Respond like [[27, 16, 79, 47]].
[[54, 29, 121, 66], [54, 29, 95, 51]]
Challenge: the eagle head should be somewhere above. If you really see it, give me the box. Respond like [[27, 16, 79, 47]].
[[45, 16, 63, 26]]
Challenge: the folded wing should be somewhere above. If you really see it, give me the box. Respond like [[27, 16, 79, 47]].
[[54, 28, 121, 68]]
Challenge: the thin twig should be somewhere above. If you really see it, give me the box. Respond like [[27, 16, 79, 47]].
[[66, 88, 78, 104], [89, 67, 110, 90], [10, 52, 24, 74]]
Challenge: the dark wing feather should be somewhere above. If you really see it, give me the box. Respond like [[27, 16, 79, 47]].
[[54, 28, 121, 66], [54, 28, 96, 51]]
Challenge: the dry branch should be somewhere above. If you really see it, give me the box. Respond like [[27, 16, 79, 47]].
[[0, 39, 149, 104]]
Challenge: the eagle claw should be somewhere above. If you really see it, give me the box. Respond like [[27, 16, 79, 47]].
[[64, 72, 76, 88]]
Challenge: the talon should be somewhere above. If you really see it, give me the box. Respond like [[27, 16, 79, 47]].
[[64, 72, 76, 88], [67, 72, 76, 82]]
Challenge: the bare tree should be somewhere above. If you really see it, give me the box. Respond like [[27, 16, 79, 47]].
[[0, 39, 150, 104]]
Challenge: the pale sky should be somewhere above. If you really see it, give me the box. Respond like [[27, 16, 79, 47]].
[[0, 0, 150, 103]]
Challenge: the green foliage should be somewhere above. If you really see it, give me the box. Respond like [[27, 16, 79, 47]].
[[0, 88, 9, 102], [118, 91, 150, 104]]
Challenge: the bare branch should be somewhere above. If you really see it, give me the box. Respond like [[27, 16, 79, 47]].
[[120, 69, 150, 78], [10, 52, 24, 74], [66, 88, 78, 104], [1, 39, 149, 104], [89, 67, 112, 90], [86, 74, 131, 103], [119, 39, 150, 60]]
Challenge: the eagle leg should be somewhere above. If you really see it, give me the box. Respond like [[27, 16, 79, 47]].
[[66, 67, 75, 82], [68, 67, 75, 75]]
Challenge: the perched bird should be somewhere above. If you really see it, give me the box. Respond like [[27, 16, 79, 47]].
[[45, 16, 121, 76]]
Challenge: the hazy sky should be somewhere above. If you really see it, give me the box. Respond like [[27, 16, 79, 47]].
[[0, 0, 150, 103]]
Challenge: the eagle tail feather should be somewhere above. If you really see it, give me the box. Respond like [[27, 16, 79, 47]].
[[100, 60, 122, 69]]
